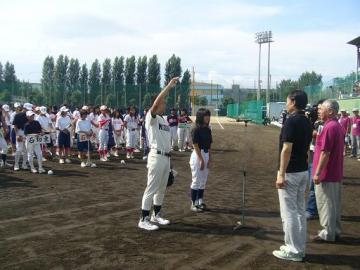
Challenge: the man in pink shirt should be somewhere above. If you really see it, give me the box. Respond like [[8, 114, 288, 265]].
[[312, 100, 344, 242], [338, 109, 351, 154], [350, 108, 360, 159]]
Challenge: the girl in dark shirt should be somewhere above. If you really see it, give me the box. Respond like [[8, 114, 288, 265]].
[[189, 108, 212, 212]]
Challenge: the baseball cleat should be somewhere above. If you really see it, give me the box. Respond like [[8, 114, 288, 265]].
[[31, 168, 38, 174], [59, 159, 65, 164], [65, 158, 71, 164], [138, 217, 159, 231], [38, 168, 46, 174], [151, 214, 170, 225], [80, 162, 86, 168]]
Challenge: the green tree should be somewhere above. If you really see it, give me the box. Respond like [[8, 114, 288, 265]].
[[0, 62, 3, 83], [54, 55, 69, 105], [277, 79, 298, 101], [164, 54, 182, 109], [222, 96, 235, 108], [136, 56, 147, 109], [298, 71, 322, 91], [88, 59, 101, 105], [4, 61, 17, 97], [125, 56, 136, 107], [41, 56, 55, 105], [70, 90, 82, 107], [179, 69, 191, 110], [67, 58, 81, 95], [80, 64, 88, 105], [147, 55, 161, 96], [101, 58, 112, 103], [113, 56, 125, 108]]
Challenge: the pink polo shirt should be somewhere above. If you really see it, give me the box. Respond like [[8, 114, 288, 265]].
[[312, 118, 344, 182], [339, 116, 350, 134], [351, 116, 360, 136]]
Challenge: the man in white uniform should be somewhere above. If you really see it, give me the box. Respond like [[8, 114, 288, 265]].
[[138, 77, 179, 231]]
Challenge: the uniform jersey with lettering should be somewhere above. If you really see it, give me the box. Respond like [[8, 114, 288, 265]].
[[146, 110, 171, 153], [98, 114, 110, 130]]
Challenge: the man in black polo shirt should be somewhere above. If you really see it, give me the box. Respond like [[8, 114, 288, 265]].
[[273, 90, 312, 262]]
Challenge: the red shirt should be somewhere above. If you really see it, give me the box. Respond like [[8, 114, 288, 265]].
[[351, 116, 360, 136], [312, 118, 344, 182], [339, 116, 351, 134]]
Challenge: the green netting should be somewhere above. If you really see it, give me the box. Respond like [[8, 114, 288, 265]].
[[227, 100, 264, 124]]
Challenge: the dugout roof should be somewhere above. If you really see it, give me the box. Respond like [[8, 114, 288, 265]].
[[348, 36, 360, 47]]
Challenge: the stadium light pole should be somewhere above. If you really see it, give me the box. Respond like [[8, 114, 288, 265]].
[[255, 31, 274, 103]]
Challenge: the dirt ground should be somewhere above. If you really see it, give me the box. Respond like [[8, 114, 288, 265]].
[[0, 118, 359, 270]]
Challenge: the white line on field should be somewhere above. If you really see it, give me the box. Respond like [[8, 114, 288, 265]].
[[216, 117, 225, 130]]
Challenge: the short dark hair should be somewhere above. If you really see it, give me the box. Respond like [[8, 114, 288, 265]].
[[288, 90, 308, 110], [80, 110, 88, 117], [195, 108, 211, 127]]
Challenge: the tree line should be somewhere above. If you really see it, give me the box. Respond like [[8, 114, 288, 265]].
[[41, 54, 191, 110], [0, 54, 192, 111]]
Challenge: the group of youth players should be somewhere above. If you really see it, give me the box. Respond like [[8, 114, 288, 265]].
[[0, 102, 192, 173], [0, 77, 213, 232]]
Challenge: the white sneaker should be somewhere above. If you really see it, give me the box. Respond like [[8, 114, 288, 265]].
[[142, 156, 147, 160], [14, 165, 20, 171], [100, 157, 106, 162], [138, 217, 159, 231], [151, 214, 170, 225], [104, 156, 108, 161], [190, 204, 203, 213], [130, 153, 134, 159], [38, 168, 46, 174], [42, 157, 47, 162], [114, 152, 119, 157], [0, 161, 3, 168], [65, 158, 71, 164], [80, 162, 86, 168], [59, 159, 65, 164], [31, 168, 38, 173], [107, 153, 110, 158], [90, 163, 97, 168], [78, 154, 81, 159], [126, 153, 131, 159]]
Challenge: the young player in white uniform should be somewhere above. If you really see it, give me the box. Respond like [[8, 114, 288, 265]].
[[97, 105, 111, 161], [189, 108, 212, 212], [124, 106, 138, 159], [178, 109, 193, 152], [138, 77, 179, 231], [24, 111, 45, 173], [76, 110, 95, 167], [167, 108, 179, 150], [0, 108, 10, 168], [56, 108, 72, 164], [112, 110, 124, 157], [36, 106, 54, 160]]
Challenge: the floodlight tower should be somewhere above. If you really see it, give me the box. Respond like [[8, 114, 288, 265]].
[[255, 31, 274, 103]]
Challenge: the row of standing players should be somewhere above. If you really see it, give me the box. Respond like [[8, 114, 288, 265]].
[[0, 103, 194, 172]]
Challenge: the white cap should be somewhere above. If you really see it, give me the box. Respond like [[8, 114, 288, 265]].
[[60, 106, 69, 112], [100, 105, 107, 111], [82, 105, 89, 110], [26, 111, 35, 117], [14, 102, 21, 108], [352, 108, 359, 112], [340, 108, 346, 112], [2, 104, 10, 112], [40, 106, 47, 114], [23, 103, 33, 111]]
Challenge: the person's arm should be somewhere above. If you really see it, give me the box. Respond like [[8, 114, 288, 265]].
[[313, 151, 330, 184], [276, 142, 293, 189], [150, 77, 179, 116]]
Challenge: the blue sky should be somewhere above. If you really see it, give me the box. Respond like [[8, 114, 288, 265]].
[[0, 0, 359, 87]]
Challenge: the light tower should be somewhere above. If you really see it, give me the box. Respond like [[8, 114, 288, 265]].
[[255, 31, 274, 103]]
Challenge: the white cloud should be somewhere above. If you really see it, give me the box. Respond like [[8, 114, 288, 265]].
[[0, 0, 358, 88]]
